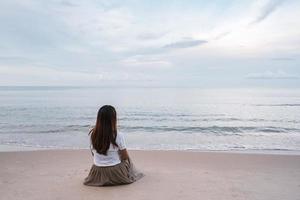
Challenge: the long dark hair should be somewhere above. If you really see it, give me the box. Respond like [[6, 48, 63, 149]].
[[89, 105, 118, 155]]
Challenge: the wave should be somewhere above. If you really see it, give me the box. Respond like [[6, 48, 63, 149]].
[[122, 113, 225, 117], [1, 124, 299, 135], [254, 104, 300, 107], [119, 117, 241, 122], [0, 124, 91, 134], [120, 125, 300, 134], [119, 117, 300, 123]]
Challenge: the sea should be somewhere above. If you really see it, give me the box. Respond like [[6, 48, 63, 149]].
[[0, 86, 300, 153]]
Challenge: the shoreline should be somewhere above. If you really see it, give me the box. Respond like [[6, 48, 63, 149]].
[[1, 144, 300, 155], [1, 149, 299, 200]]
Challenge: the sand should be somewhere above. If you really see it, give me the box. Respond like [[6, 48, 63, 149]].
[[0, 150, 299, 200]]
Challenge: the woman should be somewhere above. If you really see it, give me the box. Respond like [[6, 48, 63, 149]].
[[83, 105, 144, 186]]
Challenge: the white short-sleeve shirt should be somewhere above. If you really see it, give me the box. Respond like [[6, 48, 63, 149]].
[[92, 132, 126, 167]]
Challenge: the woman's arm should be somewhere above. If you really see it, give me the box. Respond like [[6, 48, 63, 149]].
[[119, 149, 129, 161]]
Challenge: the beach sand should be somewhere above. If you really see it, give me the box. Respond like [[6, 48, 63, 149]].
[[0, 150, 299, 200]]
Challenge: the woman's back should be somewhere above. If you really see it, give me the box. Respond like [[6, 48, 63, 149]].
[[92, 132, 126, 166]]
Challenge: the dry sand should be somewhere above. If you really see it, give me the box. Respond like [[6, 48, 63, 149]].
[[0, 150, 299, 200]]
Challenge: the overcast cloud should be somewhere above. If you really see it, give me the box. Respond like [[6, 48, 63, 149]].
[[0, 0, 299, 88]]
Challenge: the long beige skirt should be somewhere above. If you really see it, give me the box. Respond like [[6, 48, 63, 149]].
[[83, 159, 144, 186]]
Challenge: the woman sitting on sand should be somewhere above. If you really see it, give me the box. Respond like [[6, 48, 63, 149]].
[[83, 105, 144, 186]]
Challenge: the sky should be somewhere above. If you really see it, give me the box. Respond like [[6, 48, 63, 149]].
[[0, 0, 299, 88]]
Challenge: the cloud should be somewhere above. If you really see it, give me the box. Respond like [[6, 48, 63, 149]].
[[0, 65, 155, 86], [60, 0, 78, 7], [137, 32, 168, 40], [250, 0, 284, 24], [121, 55, 171, 69], [163, 39, 208, 49], [125, 38, 208, 56], [0, 0, 299, 87], [270, 57, 295, 61], [213, 31, 231, 40], [0, 65, 102, 85], [0, 56, 33, 64], [246, 70, 299, 79]]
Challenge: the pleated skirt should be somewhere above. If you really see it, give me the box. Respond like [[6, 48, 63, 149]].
[[83, 159, 144, 186]]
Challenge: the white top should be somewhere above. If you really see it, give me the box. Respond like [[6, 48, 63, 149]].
[[92, 132, 126, 167]]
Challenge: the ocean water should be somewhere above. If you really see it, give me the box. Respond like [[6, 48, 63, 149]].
[[0, 86, 300, 152]]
